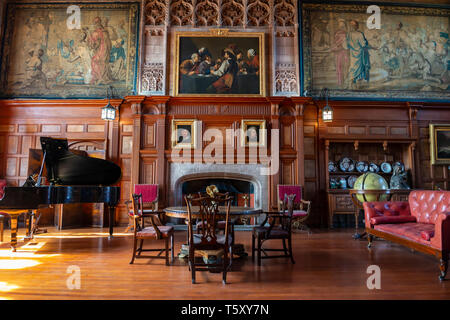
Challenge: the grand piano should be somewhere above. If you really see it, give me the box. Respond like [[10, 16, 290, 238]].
[[0, 137, 121, 251]]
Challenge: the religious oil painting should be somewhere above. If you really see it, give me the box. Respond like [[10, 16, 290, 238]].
[[430, 124, 450, 165], [0, 3, 139, 98], [241, 120, 266, 147], [174, 30, 265, 96], [172, 119, 197, 149], [302, 3, 450, 100]]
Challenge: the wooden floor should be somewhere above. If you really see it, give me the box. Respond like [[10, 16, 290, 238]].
[[0, 227, 449, 299]]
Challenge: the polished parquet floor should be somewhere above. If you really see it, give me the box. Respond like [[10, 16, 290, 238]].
[[0, 227, 449, 299]]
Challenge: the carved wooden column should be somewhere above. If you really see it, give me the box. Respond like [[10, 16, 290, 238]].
[[267, 97, 284, 209], [291, 97, 310, 188], [408, 102, 420, 189], [126, 96, 146, 195], [148, 96, 170, 207], [106, 99, 123, 164]]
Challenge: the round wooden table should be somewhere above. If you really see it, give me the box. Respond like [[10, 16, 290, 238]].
[[163, 206, 262, 219], [163, 206, 263, 259]]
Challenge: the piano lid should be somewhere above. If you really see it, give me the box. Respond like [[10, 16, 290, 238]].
[[40, 137, 122, 186]]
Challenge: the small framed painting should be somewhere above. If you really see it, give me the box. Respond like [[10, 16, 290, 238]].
[[430, 124, 450, 165], [172, 119, 197, 149], [241, 120, 266, 147]]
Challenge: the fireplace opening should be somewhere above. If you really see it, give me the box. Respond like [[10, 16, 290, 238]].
[[181, 178, 255, 207]]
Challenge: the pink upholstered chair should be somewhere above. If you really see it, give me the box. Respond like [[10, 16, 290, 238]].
[[277, 185, 312, 233], [125, 184, 160, 232]]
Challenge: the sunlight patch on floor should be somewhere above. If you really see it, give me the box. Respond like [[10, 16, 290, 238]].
[[0, 282, 20, 293], [0, 259, 41, 269]]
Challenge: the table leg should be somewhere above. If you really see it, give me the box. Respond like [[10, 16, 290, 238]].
[[108, 205, 115, 239], [353, 209, 367, 239], [10, 214, 18, 252]]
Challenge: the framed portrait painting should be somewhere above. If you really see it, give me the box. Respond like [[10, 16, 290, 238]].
[[172, 119, 197, 149], [241, 120, 266, 147], [302, 3, 450, 100], [0, 2, 139, 98], [430, 124, 450, 165], [174, 30, 265, 96]]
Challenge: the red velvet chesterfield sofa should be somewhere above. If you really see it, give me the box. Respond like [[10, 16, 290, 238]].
[[363, 190, 450, 281]]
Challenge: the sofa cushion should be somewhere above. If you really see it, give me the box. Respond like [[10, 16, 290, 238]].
[[370, 215, 416, 225], [374, 222, 436, 247], [409, 190, 450, 224], [421, 230, 435, 241]]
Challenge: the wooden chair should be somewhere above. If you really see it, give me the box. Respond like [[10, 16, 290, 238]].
[[129, 193, 174, 266], [252, 194, 296, 266], [277, 185, 312, 233], [185, 193, 233, 284], [125, 184, 159, 232], [194, 192, 236, 246]]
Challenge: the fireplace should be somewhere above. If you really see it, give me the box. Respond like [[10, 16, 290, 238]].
[[181, 178, 254, 207], [169, 163, 268, 210]]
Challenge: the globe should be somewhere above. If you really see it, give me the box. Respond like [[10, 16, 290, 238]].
[[353, 173, 389, 202]]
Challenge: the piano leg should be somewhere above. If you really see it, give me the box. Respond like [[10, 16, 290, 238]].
[[108, 205, 116, 239], [9, 214, 19, 252], [25, 210, 32, 240]]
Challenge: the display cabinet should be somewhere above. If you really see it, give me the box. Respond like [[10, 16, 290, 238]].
[[325, 139, 415, 228]]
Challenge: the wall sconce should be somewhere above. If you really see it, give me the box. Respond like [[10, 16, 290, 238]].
[[321, 88, 333, 122], [101, 86, 117, 121]]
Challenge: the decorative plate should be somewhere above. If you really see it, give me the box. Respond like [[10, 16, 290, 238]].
[[329, 178, 339, 189], [347, 175, 358, 188], [369, 163, 379, 173], [356, 161, 368, 173], [347, 160, 355, 172], [380, 162, 392, 174], [339, 157, 353, 172], [328, 161, 337, 173], [393, 161, 405, 173]]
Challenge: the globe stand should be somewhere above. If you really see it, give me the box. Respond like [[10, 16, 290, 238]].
[[349, 189, 394, 240]]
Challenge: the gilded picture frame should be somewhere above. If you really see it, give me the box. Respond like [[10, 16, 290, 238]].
[[301, 2, 450, 101], [430, 124, 450, 165], [240, 120, 266, 147], [174, 29, 265, 97], [171, 119, 197, 149], [0, 2, 140, 98]]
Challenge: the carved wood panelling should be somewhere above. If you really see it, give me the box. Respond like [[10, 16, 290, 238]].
[[146, 0, 296, 27], [168, 104, 271, 115], [144, 121, 157, 148], [144, 0, 168, 25], [121, 136, 133, 154], [142, 158, 157, 184], [274, 0, 295, 26], [221, 0, 245, 26], [281, 159, 294, 185], [247, 0, 271, 26], [275, 64, 298, 95], [195, 0, 220, 26], [170, 0, 195, 26], [141, 63, 164, 94], [418, 123, 450, 190]]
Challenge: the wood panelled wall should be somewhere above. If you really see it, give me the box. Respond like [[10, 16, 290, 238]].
[[0, 98, 449, 228]]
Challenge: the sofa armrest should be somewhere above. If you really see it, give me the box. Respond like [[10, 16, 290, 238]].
[[363, 201, 411, 229], [431, 212, 450, 251]]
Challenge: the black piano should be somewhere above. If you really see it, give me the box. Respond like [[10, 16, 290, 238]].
[[0, 137, 121, 251]]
